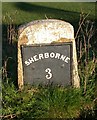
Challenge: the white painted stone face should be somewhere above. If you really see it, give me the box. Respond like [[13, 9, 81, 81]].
[[19, 19, 74, 44], [18, 19, 80, 88]]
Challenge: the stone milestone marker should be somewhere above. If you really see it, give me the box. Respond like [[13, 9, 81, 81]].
[[18, 19, 80, 89]]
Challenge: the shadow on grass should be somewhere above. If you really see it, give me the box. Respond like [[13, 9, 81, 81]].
[[14, 2, 80, 30], [15, 2, 79, 14]]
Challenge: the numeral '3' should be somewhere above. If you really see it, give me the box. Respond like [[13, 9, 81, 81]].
[[45, 68, 53, 79]]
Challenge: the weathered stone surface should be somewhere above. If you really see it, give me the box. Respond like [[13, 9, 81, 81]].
[[18, 19, 80, 88]]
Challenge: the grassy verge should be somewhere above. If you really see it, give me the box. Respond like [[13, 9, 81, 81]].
[[1, 2, 97, 120]]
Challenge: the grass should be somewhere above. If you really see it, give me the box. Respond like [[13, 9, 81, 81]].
[[2, 2, 96, 25], [1, 2, 97, 120], [1, 83, 97, 119]]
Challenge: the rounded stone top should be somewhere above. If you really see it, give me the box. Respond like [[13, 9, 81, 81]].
[[18, 19, 74, 44]]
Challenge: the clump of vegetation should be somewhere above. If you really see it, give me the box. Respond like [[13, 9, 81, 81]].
[[0, 84, 84, 119], [2, 84, 36, 119], [33, 86, 81, 119]]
